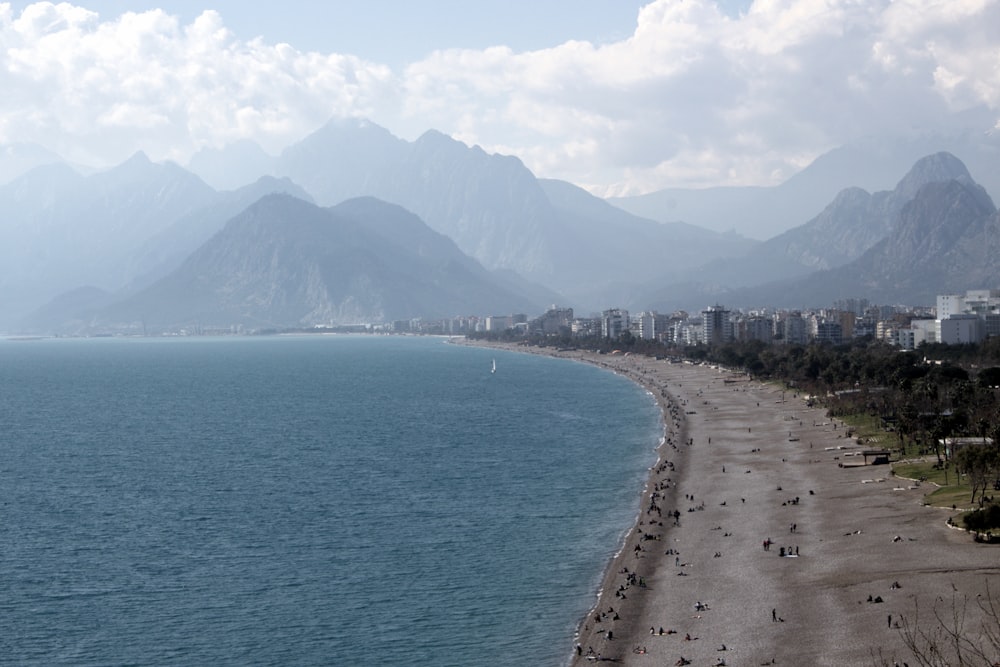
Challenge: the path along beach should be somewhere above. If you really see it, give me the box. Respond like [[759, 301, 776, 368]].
[[466, 342, 1000, 666]]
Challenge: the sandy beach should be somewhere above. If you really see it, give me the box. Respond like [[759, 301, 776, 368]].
[[464, 341, 1000, 666]]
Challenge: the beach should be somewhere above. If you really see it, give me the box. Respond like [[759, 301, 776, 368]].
[[465, 341, 1000, 666]]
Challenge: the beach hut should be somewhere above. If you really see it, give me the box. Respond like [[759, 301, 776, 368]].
[[861, 449, 891, 465], [940, 437, 994, 460]]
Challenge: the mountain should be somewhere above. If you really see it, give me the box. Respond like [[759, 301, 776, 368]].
[[74, 194, 549, 333], [609, 131, 1000, 240], [275, 118, 407, 204], [632, 153, 997, 311], [263, 118, 755, 309], [22, 119, 996, 332], [675, 152, 976, 289], [123, 175, 315, 291], [734, 165, 999, 308], [0, 154, 218, 324], [0, 156, 319, 329]]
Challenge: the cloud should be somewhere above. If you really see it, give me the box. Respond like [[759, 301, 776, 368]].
[[401, 0, 1000, 194], [0, 0, 997, 194], [0, 3, 395, 164]]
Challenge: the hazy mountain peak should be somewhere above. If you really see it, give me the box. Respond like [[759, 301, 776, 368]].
[[276, 117, 407, 206], [75, 191, 546, 332], [893, 151, 971, 202], [239, 190, 311, 219], [310, 116, 400, 145], [231, 175, 313, 202], [414, 128, 470, 153], [122, 150, 152, 167], [415, 128, 452, 143]]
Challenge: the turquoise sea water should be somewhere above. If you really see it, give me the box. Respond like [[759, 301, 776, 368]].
[[0, 335, 660, 666]]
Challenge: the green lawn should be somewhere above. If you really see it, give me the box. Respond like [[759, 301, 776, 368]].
[[892, 459, 976, 509], [820, 407, 985, 515]]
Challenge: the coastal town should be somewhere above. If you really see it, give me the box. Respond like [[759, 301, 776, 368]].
[[397, 288, 999, 350]]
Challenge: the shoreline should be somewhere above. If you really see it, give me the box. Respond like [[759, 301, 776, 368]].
[[461, 340, 1000, 666]]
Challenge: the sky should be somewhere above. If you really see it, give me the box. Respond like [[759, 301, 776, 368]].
[[0, 0, 997, 196]]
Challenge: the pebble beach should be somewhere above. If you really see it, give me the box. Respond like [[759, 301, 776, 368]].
[[466, 342, 1000, 666]]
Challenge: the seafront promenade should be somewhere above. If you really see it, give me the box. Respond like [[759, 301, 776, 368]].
[[465, 341, 1000, 666]]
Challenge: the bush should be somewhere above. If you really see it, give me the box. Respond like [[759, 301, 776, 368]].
[[962, 503, 1000, 532]]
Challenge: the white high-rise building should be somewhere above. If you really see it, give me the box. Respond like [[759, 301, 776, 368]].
[[936, 294, 965, 319], [635, 311, 657, 340]]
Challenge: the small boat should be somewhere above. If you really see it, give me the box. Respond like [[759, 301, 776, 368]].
[[491, 358, 497, 374]]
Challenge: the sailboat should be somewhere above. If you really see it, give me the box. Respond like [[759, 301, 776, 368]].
[[491, 358, 497, 374]]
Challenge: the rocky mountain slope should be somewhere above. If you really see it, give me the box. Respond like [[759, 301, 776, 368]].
[[682, 152, 976, 288], [635, 153, 997, 312], [195, 118, 758, 308], [67, 195, 549, 333], [737, 166, 999, 308], [0, 158, 311, 328], [609, 132, 1000, 240], [0, 153, 217, 322]]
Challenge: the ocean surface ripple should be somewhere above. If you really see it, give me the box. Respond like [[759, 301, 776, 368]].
[[0, 336, 660, 666]]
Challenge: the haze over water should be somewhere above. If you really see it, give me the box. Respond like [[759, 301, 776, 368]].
[[0, 335, 660, 665]]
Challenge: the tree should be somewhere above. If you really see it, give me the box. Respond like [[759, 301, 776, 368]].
[[953, 445, 997, 506], [978, 367, 1000, 389], [872, 582, 1000, 666]]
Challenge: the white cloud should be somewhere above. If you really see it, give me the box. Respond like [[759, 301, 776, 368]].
[[399, 0, 1000, 193], [0, 2, 395, 164], [0, 0, 997, 192]]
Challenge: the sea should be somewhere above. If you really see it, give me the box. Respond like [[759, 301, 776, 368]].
[[0, 335, 662, 666]]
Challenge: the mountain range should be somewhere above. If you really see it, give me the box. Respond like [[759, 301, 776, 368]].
[[1, 117, 998, 334], [759, 174, 999, 308], [609, 132, 1000, 240], [635, 152, 999, 312], [91, 195, 550, 332], [248, 119, 755, 306]]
